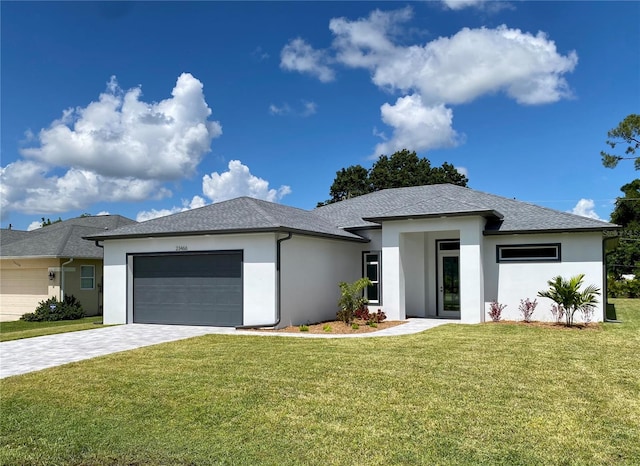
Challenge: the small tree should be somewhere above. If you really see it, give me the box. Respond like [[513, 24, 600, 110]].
[[537, 275, 600, 326], [337, 277, 372, 324]]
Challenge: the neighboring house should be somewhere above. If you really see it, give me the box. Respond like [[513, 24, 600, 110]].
[[86, 184, 619, 328], [0, 215, 136, 321]]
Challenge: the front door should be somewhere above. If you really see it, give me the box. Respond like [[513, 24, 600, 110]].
[[437, 240, 460, 318]]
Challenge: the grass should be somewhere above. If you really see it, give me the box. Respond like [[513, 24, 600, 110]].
[[1, 299, 638, 465], [0, 316, 106, 342]]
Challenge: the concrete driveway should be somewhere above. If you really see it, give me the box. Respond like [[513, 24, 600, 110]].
[[1, 319, 458, 379], [0, 324, 239, 379]]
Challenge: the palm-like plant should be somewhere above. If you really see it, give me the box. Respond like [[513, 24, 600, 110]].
[[337, 277, 372, 325], [537, 274, 600, 326]]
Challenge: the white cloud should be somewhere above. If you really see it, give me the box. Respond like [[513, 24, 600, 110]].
[[269, 101, 317, 117], [302, 101, 317, 116], [269, 103, 292, 116], [330, 11, 577, 106], [2, 74, 220, 217], [285, 8, 577, 155], [441, 0, 486, 10], [280, 38, 335, 82], [96, 211, 110, 216], [136, 196, 206, 222], [27, 221, 42, 231], [1, 160, 170, 216], [252, 46, 270, 61], [570, 199, 600, 220], [21, 73, 221, 180], [202, 160, 291, 203], [441, 0, 513, 12], [372, 95, 460, 157], [135, 160, 291, 221], [456, 166, 468, 177]]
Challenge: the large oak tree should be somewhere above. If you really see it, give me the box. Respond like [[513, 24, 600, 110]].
[[320, 149, 467, 206]]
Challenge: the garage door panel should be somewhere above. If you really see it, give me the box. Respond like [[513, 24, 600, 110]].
[[133, 252, 243, 326]]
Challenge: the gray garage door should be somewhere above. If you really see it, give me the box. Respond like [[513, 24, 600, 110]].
[[133, 251, 243, 326]]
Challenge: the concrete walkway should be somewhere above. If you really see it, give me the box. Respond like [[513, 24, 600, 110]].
[[0, 319, 458, 379]]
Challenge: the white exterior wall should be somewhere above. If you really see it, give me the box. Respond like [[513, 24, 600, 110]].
[[483, 232, 605, 323], [279, 235, 362, 327], [102, 233, 278, 326]]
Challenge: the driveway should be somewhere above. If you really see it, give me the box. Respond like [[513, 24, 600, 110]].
[[0, 319, 458, 379]]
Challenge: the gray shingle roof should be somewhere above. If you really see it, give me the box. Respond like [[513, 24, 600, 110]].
[[86, 197, 367, 242], [1, 215, 136, 258], [314, 184, 618, 233], [84, 185, 618, 243], [0, 229, 30, 246]]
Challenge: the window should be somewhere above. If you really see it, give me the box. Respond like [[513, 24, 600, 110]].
[[497, 244, 561, 262], [364, 252, 381, 304], [80, 265, 95, 290]]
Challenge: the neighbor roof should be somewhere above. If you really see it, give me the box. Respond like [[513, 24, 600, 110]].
[[85, 197, 367, 242], [0, 229, 30, 246], [314, 184, 618, 234], [1, 215, 136, 259]]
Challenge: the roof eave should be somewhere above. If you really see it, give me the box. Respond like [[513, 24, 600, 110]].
[[362, 209, 503, 223], [85, 226, 369, 243], [483, 226, 621, 236], [0, 254, 102, 260]]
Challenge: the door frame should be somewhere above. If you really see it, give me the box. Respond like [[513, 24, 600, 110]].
[[436, 239, 461, 318]]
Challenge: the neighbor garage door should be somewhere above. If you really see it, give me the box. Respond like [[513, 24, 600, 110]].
[[133, 251, 243, 326]]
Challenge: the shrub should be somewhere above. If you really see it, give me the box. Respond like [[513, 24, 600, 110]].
[[21, 295, 84, 322], [608, 275, 640, 298], [337, 278, 372, 324], [518, 298, 538, 322], [299, 325, 309, 332], [354, 306, 370, 321], [354, 307, 387, 324], [550, 303, 565, 324], [538, 274, 600, 327], [351, 323, 359, 330], [323, 324, 332, 332], [368, 322, 378, 328], [487, 301, 506, 322], [581, 305, 595, 325]]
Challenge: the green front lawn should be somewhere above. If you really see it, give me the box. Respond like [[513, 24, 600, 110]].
[[1, 300, 638, 465], [0, 316, 106, 342]]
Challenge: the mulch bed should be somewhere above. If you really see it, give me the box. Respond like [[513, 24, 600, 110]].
[[486, 320, 602, 331], [249, 319, 405, 334]]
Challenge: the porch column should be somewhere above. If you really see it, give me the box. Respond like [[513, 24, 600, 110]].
[[459, 220, 485, 323], [381, 227, 405, 321]]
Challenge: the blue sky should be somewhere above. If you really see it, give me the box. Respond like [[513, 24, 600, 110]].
[[1, 1, 638, 231]]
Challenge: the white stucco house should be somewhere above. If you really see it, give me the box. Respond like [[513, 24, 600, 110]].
[[86, 184, 619, 328]]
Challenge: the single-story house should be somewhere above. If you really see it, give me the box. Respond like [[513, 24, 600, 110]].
[[0, 215, 135, 321], [86, 184, 619, 328]]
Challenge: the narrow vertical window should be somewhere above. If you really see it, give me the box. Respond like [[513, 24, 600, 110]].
[[80, 265, 95, 290], [364, 252, 381, 304]]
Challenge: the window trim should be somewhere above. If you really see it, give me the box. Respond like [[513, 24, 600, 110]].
[[80, 265, 95, 290], [363, 251, 381, 305], [496, 243, 561, 263]]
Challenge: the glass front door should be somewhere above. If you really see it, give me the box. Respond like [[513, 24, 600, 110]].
[[438, 241, 460, 318]]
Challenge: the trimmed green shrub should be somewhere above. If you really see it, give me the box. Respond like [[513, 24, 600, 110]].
[[21, 295, 85, 322]]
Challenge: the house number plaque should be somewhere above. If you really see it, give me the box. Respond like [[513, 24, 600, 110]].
[[176, 245, 188, 251]]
